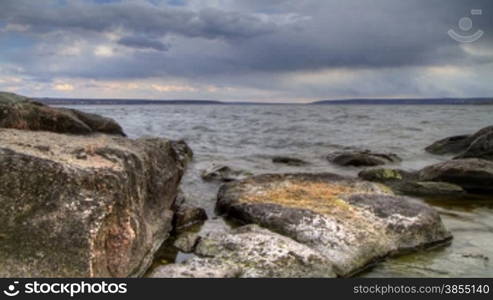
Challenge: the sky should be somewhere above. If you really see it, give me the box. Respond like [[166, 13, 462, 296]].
[[0, 0, 492, 103]]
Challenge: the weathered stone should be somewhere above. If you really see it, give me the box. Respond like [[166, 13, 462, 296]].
[[425, 135, 471, 155], [173, 232, 201, 253], [173, 205, 208, 232], [358, 168, 465, 197], [217, 173, 452, 276], [0, 129, 188, 277], [201, 164, 252, 182], [0, 92, 125, 136], [456, 131, 493, 161], [419, 159, 493, 193], [327, 150, 401, 167], [153, 224, 335, 278], [272, 156, 309, 166], [148, 260, 242, 278]]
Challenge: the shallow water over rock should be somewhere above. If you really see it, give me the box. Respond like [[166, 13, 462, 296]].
[[65, 104, 493, 277]]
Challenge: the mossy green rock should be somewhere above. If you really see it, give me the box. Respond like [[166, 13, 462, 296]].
[[217, 173, 452, 276], [0, 129, 190, 277], [0, 91, 125, 136]]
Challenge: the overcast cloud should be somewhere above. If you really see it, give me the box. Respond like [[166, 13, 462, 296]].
[[0, 0, 492, 102]]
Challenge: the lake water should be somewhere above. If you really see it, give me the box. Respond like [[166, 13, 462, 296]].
[[67, 104, 493, 277]]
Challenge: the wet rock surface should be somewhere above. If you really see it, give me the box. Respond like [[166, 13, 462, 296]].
[[200, 164, 252, 182], [418, 159, 493, 194], [0, 129, 188, 277], [327, 150, 401, 167], [151, 224, 335, 278], [0, 92, 125, 136], [217, 173, 452, 276], [173, 204, 208, 232]]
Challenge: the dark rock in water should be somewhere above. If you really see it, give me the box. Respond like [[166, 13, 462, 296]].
[[425, 125, 493, 157], [358, 168, 416, 182], [419, 159, 493, 194], [173, 205, 208, 232], [272, 156, 309, 166], [358, 168, 465, 197], [425, 135, 471, 155], [327, 150, 401, 167], [456, 131, 493, 161], [0, 129, 189, 277], [0, 91, 125, 136], [173, 232, 201, 253], [216, 173, 452, 277], [201, 164, 252, 182], [150, 224, 335, 278]]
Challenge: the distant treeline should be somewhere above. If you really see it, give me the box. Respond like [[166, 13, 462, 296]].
[[35, 97, 493, 105]]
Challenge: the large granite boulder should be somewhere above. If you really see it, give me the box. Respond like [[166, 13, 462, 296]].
[[149, 224, 335, 278], [456, 130, 493, 161], [0, 92, 125, 136], [0, 129, 189, 277], [418, 159, 493, 193], [425, 135, 471, 155], [327, 150, 401, 167], [216, 173, 452, 276]]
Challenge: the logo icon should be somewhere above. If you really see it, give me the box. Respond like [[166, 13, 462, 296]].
[[448, 9, 484, 43], [3, 282, 20, 297]]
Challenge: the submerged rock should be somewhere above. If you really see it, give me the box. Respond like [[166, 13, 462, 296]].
[[0, 129, 189, 277], [151, 224, 335, 278], [419, 159, 493, 194], [217, 173, 452, 276], [272, 156, 309, 166], [0, 91, 125, 136], [327, 150, 401, 167], [201, 164, 252, 182]]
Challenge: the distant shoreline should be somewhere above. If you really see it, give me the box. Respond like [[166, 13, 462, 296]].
[[35, 97, 493, 106]]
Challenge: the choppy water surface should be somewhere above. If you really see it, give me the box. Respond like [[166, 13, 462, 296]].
[[69, 104, 493, 277]]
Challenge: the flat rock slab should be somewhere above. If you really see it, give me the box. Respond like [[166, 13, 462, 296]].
[[0, 129, 189, 277], [150, 224, 335, 278], [217, 173, 452, 276]]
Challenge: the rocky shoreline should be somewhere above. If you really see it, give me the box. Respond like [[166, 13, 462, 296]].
[[1, 91, 491, 278]]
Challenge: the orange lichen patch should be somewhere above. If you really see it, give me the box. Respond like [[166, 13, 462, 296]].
[[240, 181, 357, 215]]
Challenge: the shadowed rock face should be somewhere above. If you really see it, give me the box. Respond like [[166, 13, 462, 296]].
[[0, 129, 189, 277], [0, 92, 125, 136], [149, 225, 335, 278], [216, 173, 452, 276], [419, 159, 493, 194], [425, 125, 493, 159], [327, 150, 401, 167]]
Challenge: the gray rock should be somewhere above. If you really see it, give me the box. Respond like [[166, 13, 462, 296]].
[[173, 205, 208, 232], [217, 173, 452, 276], [419, 159, 493, 193], [153, 224, 335, 278], [0, 129, 189, 277], [272, 156, 309, 166], [425, 135, 471, 155], [201, 164, 252, 182], [0, 91, 125, 136], [148, 260, 242, 278], [173, 232, 201, 253], [456, 131, 493, 161], [358, 168, 465, 197], [327, 150, 401, 167]]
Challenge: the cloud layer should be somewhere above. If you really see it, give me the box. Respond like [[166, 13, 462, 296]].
[[0, 0, 492, 102]]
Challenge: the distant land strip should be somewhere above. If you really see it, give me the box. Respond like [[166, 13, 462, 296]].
[[35, 97, 493, 105]]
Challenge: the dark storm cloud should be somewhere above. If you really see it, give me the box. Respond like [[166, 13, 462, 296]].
[[117, 36, 169, 51], [0, 0, 492, 99]]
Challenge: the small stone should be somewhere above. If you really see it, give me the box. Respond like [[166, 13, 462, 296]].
[[173, 232, 200, 253]]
